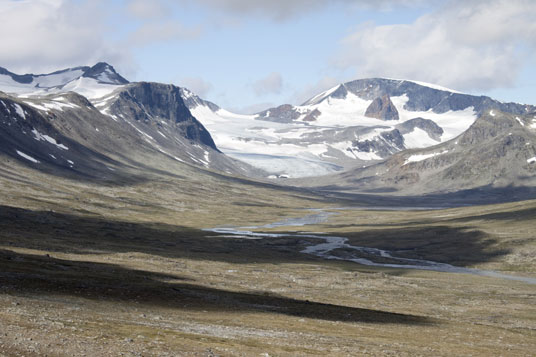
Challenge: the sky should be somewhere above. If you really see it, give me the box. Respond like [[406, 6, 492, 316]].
[[0, 0, 535, 113]]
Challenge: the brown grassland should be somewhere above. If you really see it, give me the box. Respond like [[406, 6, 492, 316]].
[[0, 159, 535, 356]]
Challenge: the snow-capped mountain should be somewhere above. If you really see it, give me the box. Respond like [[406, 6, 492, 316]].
[[1, 62, 535, 190], [0, 62, 128, 99], [182, 79, 535, 178], [0, 64, 259, 180], [304, 108, 536, 195]]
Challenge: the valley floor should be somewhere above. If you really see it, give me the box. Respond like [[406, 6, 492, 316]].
[[0, 163, 535, 356]]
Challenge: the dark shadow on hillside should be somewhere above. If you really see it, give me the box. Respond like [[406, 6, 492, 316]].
[[323, 226, 510, 268], [444, 207, 536, 223], [310, 185, 536, 207], [326, 205, 536, 230], [0, 205, 509, 269], [0, 249, 431, 325]]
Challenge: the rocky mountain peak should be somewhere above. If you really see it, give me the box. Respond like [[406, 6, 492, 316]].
[[365, 94, 399, 120], [109, 82, 219, 151], [82, 62, 129, 85]]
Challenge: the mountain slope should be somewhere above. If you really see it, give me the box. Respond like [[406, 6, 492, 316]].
[[303, 109, 536, 195], [0, 65, 260, 181], [0, 62, 128, 99]]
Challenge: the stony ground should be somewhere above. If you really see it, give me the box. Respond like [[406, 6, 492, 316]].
[[1, 200, 535, 356], [0, 160, 535, 356]]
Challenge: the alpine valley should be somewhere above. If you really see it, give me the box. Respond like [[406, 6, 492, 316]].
[[1, 63, 536, 356]]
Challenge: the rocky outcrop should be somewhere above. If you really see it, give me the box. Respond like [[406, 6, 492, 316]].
[[109, 82, 219, 151], [256, 104, 302, 123], [396, 118, 444, 141], [352, 129, 405, 157], [82, 62, 129, 85], [302, 109, 321, 122], [365, 94, 399, 121]]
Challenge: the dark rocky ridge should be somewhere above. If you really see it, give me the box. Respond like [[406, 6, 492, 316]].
[[179, 88, 220, 112], [0, 62, 129, 88], [109, 82, 219, 151], [256, 104, 303, 123], [352, 130, 405, 158], [0, 65, 88, 84], [82, 62, 129, 85], [395, 118, 444, 141], [314, 78, 535, 115]]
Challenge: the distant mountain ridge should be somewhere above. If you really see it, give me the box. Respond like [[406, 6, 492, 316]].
[[299, 108, 536, 195], [0, 63, 260, 181], [185, 77, 534, 178], [0, 62, 128, 88], [0, 62, 535, 196]]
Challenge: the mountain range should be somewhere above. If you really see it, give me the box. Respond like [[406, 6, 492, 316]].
[[1, 62, 535, 198], [0, 63, 259, 182]]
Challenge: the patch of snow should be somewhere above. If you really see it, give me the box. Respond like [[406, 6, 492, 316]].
[[32, 129, 68, 150], [157, 130, 167, 138], [516, 117, 525, 127], [528, 157, 536, 164], [12, 103, 26, 119], [61, 77, 123, 100], [404, 150, 449, 165], [303, 84, 341, 105], [32, 69, 85, 88], [353, 150, 382, 161], [49, 154, 57, 159], [125, 121, 154, 140], [45, 101, 79, 111], [16, 150, 39, 163], [67, 160, 74, 165], [490, 110, 496, 117], [23, 101, 48, 111], [100, 107, 119, 121], [22, 100, 78, 112], [97, 68, 115, 83], [402, 79, 463, 94], [403, 128, 440, 148], [181, 88, 195, 99]]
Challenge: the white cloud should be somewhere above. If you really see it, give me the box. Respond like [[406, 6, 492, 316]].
[[252, 72, 283, 96], [0, 0, 128, 74], [127, 22, 202, 47], [186, 0, 428, 21], [179, 77, 214, 97], [335, 0, 536, 91], [127, 0, 168, 19]]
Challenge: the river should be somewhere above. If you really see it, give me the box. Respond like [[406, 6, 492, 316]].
[[206, 209, 536, 285]]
